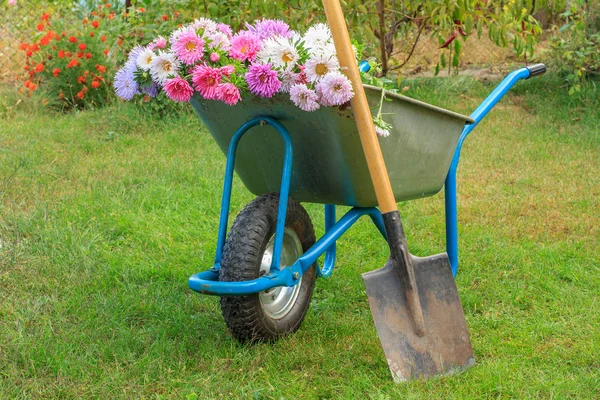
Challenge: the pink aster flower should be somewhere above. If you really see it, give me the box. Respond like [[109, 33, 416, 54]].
[[229, 30, 261, 62], [163, 76, 194, 103], [215, 83, 241, 106], [290, 84, 320, 112], [216, 23, 233, 37], [210, 52, 220, 62], [173, 31, 205, 65], [192, 64, 222, 100], [154, 36, 167, 49], [245, 63, 281, 98], [317, 71, 353, 106], [220, 65, 235, 77]]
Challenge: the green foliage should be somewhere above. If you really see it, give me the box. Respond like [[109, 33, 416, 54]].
[[550, 1, 600, 95]]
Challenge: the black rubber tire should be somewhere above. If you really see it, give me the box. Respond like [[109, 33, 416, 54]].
[[219, 193, 316, 343]]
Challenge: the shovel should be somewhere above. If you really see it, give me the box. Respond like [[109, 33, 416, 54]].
[[322, 0, 475, 381]]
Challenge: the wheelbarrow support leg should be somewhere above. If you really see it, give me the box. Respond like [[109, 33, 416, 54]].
[[214, 116, 294, 273]]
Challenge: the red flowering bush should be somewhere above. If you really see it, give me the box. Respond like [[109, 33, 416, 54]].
[[19, 3, 185, 110]]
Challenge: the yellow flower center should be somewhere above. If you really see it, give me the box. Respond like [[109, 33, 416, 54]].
[[185, 41, 196, 51], [281, 51, 294, 63], [240, 46, 248, 54], [163, 61, 171, 72], [315, 63, 328, 76], [146, 56, 153, 64]]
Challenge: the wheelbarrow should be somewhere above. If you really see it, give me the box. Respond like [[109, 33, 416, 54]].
[[186, 61, 546, 379]]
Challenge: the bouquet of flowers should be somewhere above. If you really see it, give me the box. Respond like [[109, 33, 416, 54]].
[[114, 18, 391, 136]]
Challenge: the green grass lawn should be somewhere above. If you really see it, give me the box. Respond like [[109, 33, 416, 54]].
[[1, 75, 598, 399]]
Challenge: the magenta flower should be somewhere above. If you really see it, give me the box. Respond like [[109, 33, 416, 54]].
[[173, 31, 205, 65], [245, 63, 281, 98], [210, 52, 220, 63], [192, 64, 222, 100], [229, 30, 261, 62], [154, 36, 167, 49], [216, 23, 233, 37], [316, 72, 353, 106], [216, 83, 241, 106], [163, 76, 194, 103], [246, 19, 292, 40], [220, 65, 235, 77], [290, 84, 320, 112]]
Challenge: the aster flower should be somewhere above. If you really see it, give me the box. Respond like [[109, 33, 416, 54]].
[[206, 31, 231, 51], [290, 84, 320, 112], [137, 48, 155, 71], [141, 82, 159, 98], [220, 65, 235, 77], [304, 23, 332, 53], [245, 63, 281, 98], [172, 30, 205, 65], [305, 53, 339, 83], [215, 83, 241, 106], [229, 30, 261, 62], [317, 71, 353, 106], [163, 76, 194, 102], [153, 36, 167, 49], [257, 36, 299, 70], [190, 18, 217, 33], [150, 51, 180, 85], [216, 23, 233, 37], [126, 45, 144, 68], [114, 64, 138, 100], [278, 70, 299, 93], [192, 64, 222, 100], [246, 19, 292, 40], [170, 26, 194, 45]]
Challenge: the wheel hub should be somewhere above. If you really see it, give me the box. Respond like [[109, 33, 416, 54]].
[[258, 228, 303, 319]]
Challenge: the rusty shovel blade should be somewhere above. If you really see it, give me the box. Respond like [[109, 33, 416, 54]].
[[363, 252, 475, 382]]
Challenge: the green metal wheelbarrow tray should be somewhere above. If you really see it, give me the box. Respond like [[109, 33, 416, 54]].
[[187, 64, 546, 344]]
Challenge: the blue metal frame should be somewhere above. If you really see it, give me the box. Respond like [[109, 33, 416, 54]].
[[445, 67, 532, 276], [189, 206, 386, 295], [188, 115, 387, 296], [189, 66, 534, 296], [213, 117, 293, 273]]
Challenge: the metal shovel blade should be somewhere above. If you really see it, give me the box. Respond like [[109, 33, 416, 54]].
[[363, 252, 474, 382]]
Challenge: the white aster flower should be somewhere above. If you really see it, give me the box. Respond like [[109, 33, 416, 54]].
[[136, 48, 155, 71], [305, 53, 339, 83], [257, 36, 299, 69], [150, 51, 180, 85], [206, 31, 231, 51], [191, 18, 217, 33], [304, 23, 332, 52]]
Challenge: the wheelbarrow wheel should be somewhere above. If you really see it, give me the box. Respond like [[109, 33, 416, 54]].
[[219, 193, 316, 343]]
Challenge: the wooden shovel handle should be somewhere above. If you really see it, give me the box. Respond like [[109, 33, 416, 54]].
[[322, 0, 397, 214]]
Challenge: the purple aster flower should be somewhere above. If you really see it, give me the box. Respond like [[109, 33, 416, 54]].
[[141, 82, 159, 98], [113, 63, 139, 100], [290, 84, 320, 112], [126, 45, 144, 68], [245, 63, 281, 98], [316, 71, 353, 106], [246, 19, 292, 40]]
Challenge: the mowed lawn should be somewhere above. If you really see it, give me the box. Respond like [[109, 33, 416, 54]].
[[0, 75, 598, 399]]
